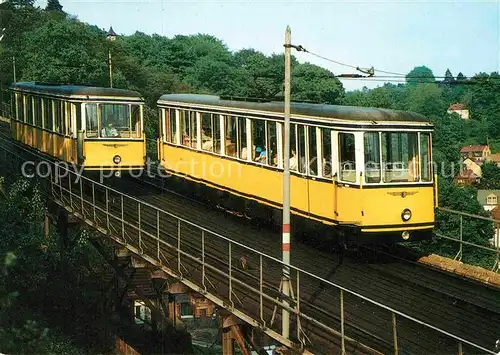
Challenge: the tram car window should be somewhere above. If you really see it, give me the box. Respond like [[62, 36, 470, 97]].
[[9, 82, 146, 174], [156, 94, 436, 244]]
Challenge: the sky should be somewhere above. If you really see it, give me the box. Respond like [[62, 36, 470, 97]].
[[34, 0, 500, 91]]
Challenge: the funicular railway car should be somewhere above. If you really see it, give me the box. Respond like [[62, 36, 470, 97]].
[[9, 82, 146, 175], [157, 94, 437, 244]]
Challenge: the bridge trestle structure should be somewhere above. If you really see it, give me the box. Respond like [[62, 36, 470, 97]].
[[0, 136, 497, 355]]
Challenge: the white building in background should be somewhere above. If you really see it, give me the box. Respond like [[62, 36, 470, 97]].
[[477, 190, 500, 212], [447, 103, 470, 120]]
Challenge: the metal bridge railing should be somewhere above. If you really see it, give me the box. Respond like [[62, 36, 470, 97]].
[[0, 102, 11, 122], [0, 137, 497, 355], [435, 207, 500, 273]]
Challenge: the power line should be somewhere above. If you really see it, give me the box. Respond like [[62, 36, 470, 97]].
[[293, 44, 499, 82], [290, 44, 407, 77]]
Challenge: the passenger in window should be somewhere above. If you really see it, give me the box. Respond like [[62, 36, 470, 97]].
[[408, 156, 418, 182], [272, 153, 278, 166], [202, 139, 213, 151], [255, 146, 266, 163], [134, 118, 141, 138], [241, 146, 248, 160], [201, 130, 214, 151], [102, 122, 119, 138], [309, 157, 317, 175], [323, 157, 332, 177], [290, 150, 298, 170]]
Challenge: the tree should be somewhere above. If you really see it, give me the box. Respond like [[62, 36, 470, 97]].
[[19, 18, 109, 85], [405, 65, 435, 85], [478, 161, 500, 189], [45, 0, 63, 12], [291, 62, 344, 104], [456, 72, 467, 81], [443, 68, 455, 84], [426, 178, 495, 267], [232, 49, 284, 98], [6, 0, 35, 8], [405, 83, 446, 117]]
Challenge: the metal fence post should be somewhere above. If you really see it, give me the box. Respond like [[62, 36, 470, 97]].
[[105, 188, 109, 230], [79, 177, 84, 216], [157, 210, 160, 261], [59, 172, 63, 201], [458, 341, 463, 355], [392, 312, 399, 355], [177, 219, 182, 278], [92, 182, 96, 222], [50, 165, 55, 197], [494, 223, 500, 272], [202, 230, 206, 293], [260, 254, 265, 327], [459, 215, 463, 261], [341, 289, 345, 355], [229, 241, 233, 308], [138, 202, 142, 252], [68, 173, 73, 209], [296, 269, 301, 345], [120, 195, 125, 240]]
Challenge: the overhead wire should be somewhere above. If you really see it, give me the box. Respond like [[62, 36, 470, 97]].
[[291, 43, 500, 83]]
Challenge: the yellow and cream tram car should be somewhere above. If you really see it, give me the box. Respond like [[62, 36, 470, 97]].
[[9, 82, 146, 173], [157, 94, 436, 243]]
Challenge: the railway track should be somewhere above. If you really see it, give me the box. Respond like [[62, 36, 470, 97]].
[[107, 172, 500, 352], [0, 136, 499, 354]]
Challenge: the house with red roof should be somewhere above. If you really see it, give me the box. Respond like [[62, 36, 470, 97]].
[[447, 103, 469, 119], [454, 168, 480, 186], [460, 145, 491, 162], [487, 153, 500, 167]]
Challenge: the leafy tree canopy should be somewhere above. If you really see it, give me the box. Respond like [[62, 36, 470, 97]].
[[443, 68, 455, 83], [477, 161, 500, 190], [291, 62, 344, 104], [405, 65, 435, 85], [45, 0, 63, 12]]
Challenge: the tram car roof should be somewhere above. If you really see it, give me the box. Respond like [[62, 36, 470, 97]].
[[10, 82, 143, 100], [158, 93, 432, 126]]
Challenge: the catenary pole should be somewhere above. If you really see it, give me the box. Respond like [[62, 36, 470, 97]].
[[282, 24, 291, 340]]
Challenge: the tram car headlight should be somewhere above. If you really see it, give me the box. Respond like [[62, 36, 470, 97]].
[[401, 208, 412, 222], [113, 155, 121, 164]]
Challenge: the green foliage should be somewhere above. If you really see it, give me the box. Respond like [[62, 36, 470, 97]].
[[405, 65, 436, 85], [232, 49, 284, 98], [418, 179, 495, 267], [477, 161, 500, 189], [20, 19, 109, 85], [7, 0, 35, 8], [291, 62, 343, 104], [443, 68, 455, 84], [45, 0, 63, 12], [2, 13, 345, 104], [0, 178, 112, 353]]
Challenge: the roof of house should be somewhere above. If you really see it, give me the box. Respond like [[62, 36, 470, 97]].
[[448, 103, 467, 111], [460, 145, 489, 153], [456, 168, 479, 179], [477, 190, 500, 205], [487, 153, 500, 163], [463, 157, 483, 166], [491, 206, 500, 221]]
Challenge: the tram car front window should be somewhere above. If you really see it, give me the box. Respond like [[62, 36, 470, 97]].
[[85, 103, 142, 139]]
